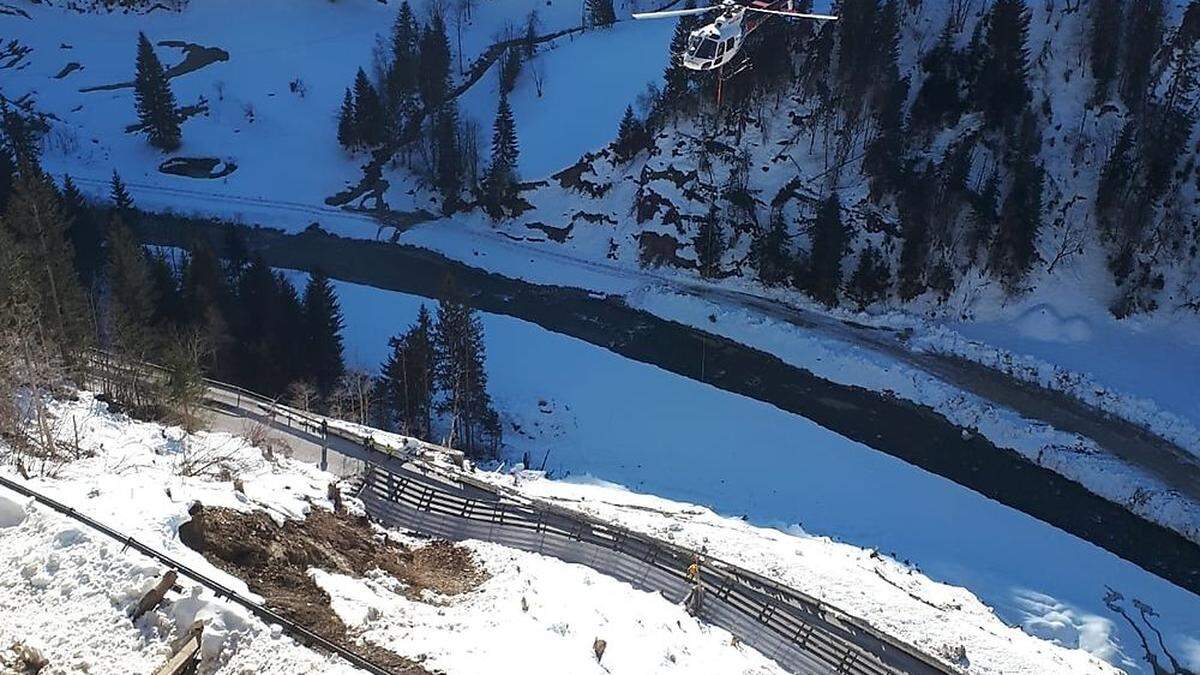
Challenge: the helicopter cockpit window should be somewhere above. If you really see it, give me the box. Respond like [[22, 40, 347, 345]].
[[694, 38, 718, 60]]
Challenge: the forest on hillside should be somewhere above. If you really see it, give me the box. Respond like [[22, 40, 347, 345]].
[[327, 0, 1200, 319]]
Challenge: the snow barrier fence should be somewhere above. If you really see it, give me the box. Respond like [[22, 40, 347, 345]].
[[360, 461, 952, 675]]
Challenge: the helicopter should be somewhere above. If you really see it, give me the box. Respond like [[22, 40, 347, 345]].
[[632, 1, 837, 73]]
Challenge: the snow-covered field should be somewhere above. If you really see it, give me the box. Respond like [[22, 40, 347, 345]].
[[0, 394, 791, 674], [279, 270, 1200, 675], [5, 0, 671, 225]]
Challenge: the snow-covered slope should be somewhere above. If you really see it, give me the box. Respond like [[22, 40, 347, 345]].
[[278, 271, 1200, 675], [0, 394, 793, 674]]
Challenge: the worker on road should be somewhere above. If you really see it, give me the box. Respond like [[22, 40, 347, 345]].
[[683, 553, 704, 616]]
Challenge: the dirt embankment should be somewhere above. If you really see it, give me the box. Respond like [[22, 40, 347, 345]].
[[180, 503, 487, 674]]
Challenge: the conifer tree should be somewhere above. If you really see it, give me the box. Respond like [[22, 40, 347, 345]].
[[846, 244, 891, 309], [694, 206, 725, 279], [302, 270, 345, 400], [179, 242, 231, 374], [613, 106, 646, 164], [1120, 0, 1165, 111], [390, 2, 420, 99], [804, 193, 850, 306], [110, 170, 134, 213], [483, 92, 520, 217], [353, 68, 386, 148], [974, 0, 1031, 130], [910, 22, 968, 132], [1089, 0, 1123, 102], [433, 102, 463, 213], [418, 11, 453, 109], [61, 176, 104, 289], [662, 12, 696, 107], [434, 279, 497, 457], [585, 0, 616, 27], [989, 114, 1045, 289], [134, 33, 181, 151], [750, 214, 791, 286], [1, 104, 42, 175], [499, 48, 523, 95], [379, 304, 435, 438], [337, 87, 358, 150], [2, 171, 91, 364], [103, 219, 158, 360], [0, 142, 15, 215]]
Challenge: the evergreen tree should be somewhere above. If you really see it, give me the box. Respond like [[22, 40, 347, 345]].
[[418, 11, 453, 109], [337, 87, 358, 150], [846, 244, 891, 309], [586, 0, 616, 27], [179, 242, 231, 374], [1089, 0, 1123, 102], [379, 304, 435, 439], [974, 0, 1031, 130], [897, 171, 933, 300], [389, 2, 420, 99], [302, 270, 345, 400], [612, 105, 647, 164], [133, 32, 181, 151], [1, 171, 91, 364], [146, 251, 181, 328], [1120, 0, 1166, 111], [750, 213, 791, 286], [433, 102, 462, 213], [499, 48, 523, 95], [1, 104, 43, 175], [482, 92, 520, 217], [989, 114, 1044, 289], [910, 22, 968, 132], [662, 12, 696, 107], [0, 141, 15, 215], [61, 176, 104, 289], [804, 193, 850, 306], [103, 218, 158, 360], [694, 206, 725, 279], [109, 170, 134, 212], [353, 68, 386, 148], [434, 279, 497, 457]]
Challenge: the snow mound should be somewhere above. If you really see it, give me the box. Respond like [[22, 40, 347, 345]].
[[1013, 304, 1093, 344], [0, 489, 27, 528]]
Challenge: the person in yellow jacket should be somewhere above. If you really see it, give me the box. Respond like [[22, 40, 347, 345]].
[[684, 554, 703, 615]]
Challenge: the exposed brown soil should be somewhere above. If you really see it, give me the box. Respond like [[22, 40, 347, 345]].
[[179, 503, 487, 674]]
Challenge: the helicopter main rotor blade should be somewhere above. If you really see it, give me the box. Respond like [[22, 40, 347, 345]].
[[631, 5, 720, 20], [743, 7, 838, 19]]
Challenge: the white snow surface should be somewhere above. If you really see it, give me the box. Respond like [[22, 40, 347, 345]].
[[278, 271, 1200, 675], [0, 394, 794, 675], [312, 542, 789, 675], [0, 394, 362, 674]]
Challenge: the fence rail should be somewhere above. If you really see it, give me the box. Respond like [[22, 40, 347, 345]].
[[361, 461, 952, 675], [84, 349, 953, 675]]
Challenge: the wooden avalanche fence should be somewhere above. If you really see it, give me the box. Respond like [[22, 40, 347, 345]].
[[360, 461, 952, 675]]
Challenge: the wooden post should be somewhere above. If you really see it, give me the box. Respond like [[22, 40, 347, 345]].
[[154, 621, 204, 675], [132, 570, 179, 621]]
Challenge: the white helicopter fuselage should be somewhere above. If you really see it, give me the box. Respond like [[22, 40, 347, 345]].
[[682, 9, 745, 71]]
